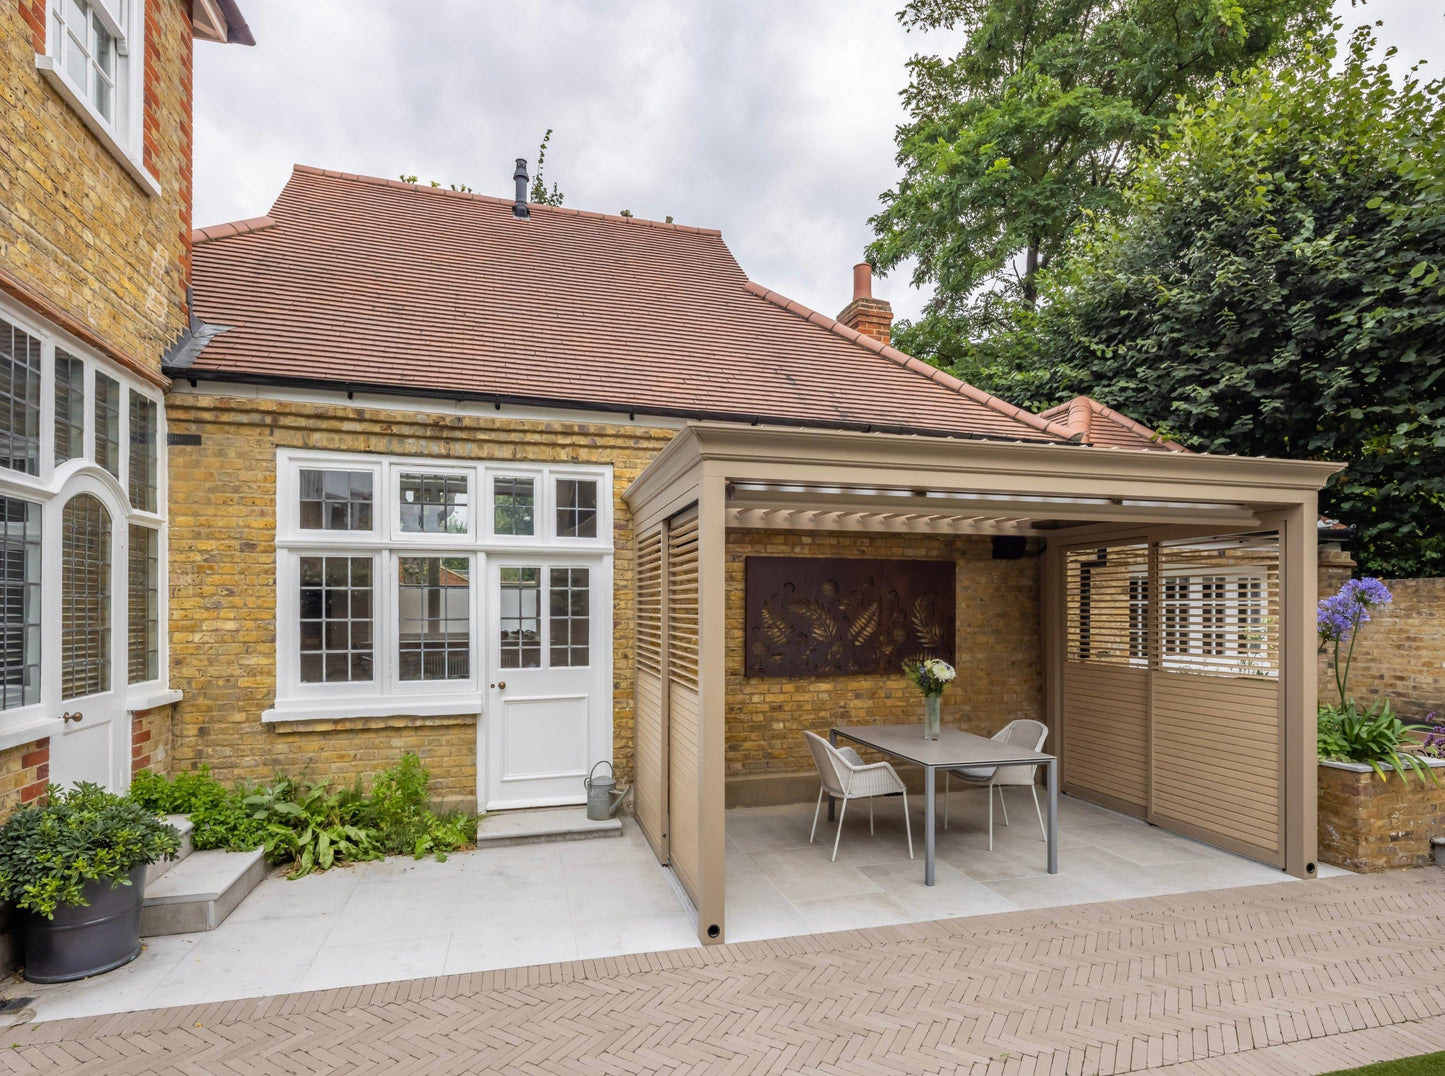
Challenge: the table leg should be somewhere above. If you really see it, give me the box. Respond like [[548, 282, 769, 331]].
[[924, 766, 936, 886], [827, 729, 837, 823], [1046, 758, 1059, 875]]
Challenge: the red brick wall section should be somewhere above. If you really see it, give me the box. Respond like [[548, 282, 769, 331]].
[[0, 739, 50, 819], [131, 704, 174, 776], [18, 1, 45, 50]]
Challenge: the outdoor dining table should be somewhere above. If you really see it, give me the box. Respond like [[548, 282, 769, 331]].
[[828, 724, 1059, 885]]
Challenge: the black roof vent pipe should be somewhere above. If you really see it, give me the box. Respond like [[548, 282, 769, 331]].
[[512, 159, 530, 219]]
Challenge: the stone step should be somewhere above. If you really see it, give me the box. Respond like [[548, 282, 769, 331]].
[[141, 847, 268, 936], [474, 806, 622, 849], [146, 815, 195, 887]]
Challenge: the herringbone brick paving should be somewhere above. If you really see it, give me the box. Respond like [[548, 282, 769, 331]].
[[5, 870, 1445, 1075]]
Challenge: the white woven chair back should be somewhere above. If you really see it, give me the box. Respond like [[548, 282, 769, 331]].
[[804, 731, 849, 797], [996, 719, 1048, 752]]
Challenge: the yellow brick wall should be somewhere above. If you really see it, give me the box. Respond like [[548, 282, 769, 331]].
[[0, 737, 49, 819], [164, 393, 676, 800], [724, 529, 1043, 780], [2, 0, 194, 372]]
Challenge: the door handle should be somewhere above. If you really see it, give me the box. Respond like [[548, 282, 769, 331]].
[[62, 711, 84, 724], [489, 681, 507, 690]]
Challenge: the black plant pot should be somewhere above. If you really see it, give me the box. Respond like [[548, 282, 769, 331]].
[[19, 864, 147, 983]]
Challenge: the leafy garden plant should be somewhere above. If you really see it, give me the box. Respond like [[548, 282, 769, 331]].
[[0, 784, 181, 919], [129, 767, 267, 852], [1315, 578, 1435, 783]]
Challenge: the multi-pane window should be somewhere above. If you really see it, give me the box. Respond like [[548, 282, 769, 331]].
[[298, 556, 373, 683], [549, 567, 590, 667], [498, 566, 541, 669], [54, 350, 85, 465], [61, 493, 111, 700], [397, 557, 470, 681], [299, 469, 373, 531], [0, 498, 41, 710], [128, 391, 157, 512], [556, 478, 598, 539], [0, 317, 42, 476], [1127, 575, 1148, 662], [399, 473, 467, 534], [50, 0, 121, 124], [1161, 571, 1268, 669], [128, 524, 158, 683], [94, 372, 120, 477], [277, 453, 609, 711], [493, 477, 534, 536]]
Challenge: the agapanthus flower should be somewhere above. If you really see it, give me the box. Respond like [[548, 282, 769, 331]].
[[1341, 577, 1392, 609]]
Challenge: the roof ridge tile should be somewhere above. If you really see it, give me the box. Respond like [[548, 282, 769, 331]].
[[287, 163, 722, 236], [191, 216, 278, 244], [1042, 395, 1189, 453], [742, 280, 1078, 442]]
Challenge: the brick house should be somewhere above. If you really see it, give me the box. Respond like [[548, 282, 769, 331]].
[[163, 164, 1338, 943], [0, 0, 252, 809]]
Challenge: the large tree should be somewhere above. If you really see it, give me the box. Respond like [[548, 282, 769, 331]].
[[867, 0, 1330, 368], [995, 27, 1445, 576]]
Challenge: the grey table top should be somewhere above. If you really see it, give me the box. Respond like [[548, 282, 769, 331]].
[[831, 724, 1055, 770]]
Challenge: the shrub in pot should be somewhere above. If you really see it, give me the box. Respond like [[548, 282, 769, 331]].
[[0, 783, 180, 983]]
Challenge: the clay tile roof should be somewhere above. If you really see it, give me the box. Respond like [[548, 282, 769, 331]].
[[1039, 396, 1189, 453], [185, 165, 1072, 442]]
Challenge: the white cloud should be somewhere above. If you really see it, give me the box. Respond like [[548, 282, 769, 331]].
[[194, 1, 1443, 328]]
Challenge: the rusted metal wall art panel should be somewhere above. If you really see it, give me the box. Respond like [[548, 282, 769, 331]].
[[745, 557, 956, 677]]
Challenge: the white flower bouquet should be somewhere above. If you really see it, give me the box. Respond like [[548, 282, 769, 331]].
[[903, 656, 956, 697]]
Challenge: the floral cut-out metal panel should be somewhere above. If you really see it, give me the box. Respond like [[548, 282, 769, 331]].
[[744, 557, 956, 677]]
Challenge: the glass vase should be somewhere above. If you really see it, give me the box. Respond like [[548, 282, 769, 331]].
[[923, 694, 941, 740]]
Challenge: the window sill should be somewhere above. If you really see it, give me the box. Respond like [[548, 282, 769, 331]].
[[0, 717, 64, 754], [127, 688, 183, 712], [36, 57, 161, 197], [263, 695, 484, 724]]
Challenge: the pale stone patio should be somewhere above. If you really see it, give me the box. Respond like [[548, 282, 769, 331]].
[[7, 791, 1344, 1025]]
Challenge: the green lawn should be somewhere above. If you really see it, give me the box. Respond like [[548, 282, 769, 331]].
[[1321, 1053, 1445, 1075]]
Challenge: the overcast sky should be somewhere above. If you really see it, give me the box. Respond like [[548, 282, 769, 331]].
[[193, 1, 1445, 327]]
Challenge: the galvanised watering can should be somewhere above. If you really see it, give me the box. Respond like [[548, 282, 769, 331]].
[[585, 761, 627, 821]]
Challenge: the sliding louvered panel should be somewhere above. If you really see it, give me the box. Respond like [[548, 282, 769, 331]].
[[1149, 535, 1282, 866], [665, 510, 701, 904], [633, 526, 667, 860], [1062, 544, 1150, 816]]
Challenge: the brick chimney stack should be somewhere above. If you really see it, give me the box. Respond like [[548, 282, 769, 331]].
[[837, 263, 893, 346]]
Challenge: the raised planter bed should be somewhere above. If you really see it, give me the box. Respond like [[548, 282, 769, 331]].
[[1318, 758, 1445, 872]]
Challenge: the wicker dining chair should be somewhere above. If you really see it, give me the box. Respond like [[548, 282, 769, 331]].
[[804, 731, 913, 862], [942, 719, 1049, 850]]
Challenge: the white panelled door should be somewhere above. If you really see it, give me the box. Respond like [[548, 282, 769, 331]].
[[484, 559, 607, 809], [50, 479, 129, 791]]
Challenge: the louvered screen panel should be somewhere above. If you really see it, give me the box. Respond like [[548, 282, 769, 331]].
[[1062, 544, 1150, 815], [1149, 534, 1282, 865], [665, 510, 701, 903], [633, 527, 667, 858]]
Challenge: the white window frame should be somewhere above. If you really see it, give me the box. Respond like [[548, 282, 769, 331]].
[[549, 469, 610, 546], [270, 450, 612, 721], [36, 0, 159, 196], [391, 464, 475, 544], [0, 294, 173, 748]]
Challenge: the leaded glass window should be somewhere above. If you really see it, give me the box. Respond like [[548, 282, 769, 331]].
[[493, 477, 535, 536], [94, 372, 120, 477], [299, 469, 373, 531], [0, 497, 41, 710], [298, 555, 373, 683], [397, 557, 470, 681], [549, 567, 590, 667], [54, 350, 85, 465], [128, 391, 157, 512], [399, 473, 468, 534], [0, 317, 41, 476], [498, 566, 541, 669], [555, 478, 598, 539], [128, 524, 158, 683], [61, 493, 111, 700]]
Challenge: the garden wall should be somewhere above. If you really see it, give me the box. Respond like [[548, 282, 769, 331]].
[[1318, 760, 1445, 871], [1316, 555, 1445, 723]]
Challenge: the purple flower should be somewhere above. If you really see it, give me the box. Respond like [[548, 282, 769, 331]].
[[1341, 577, 1392, 608], [1317, 577, 1393, 645]]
